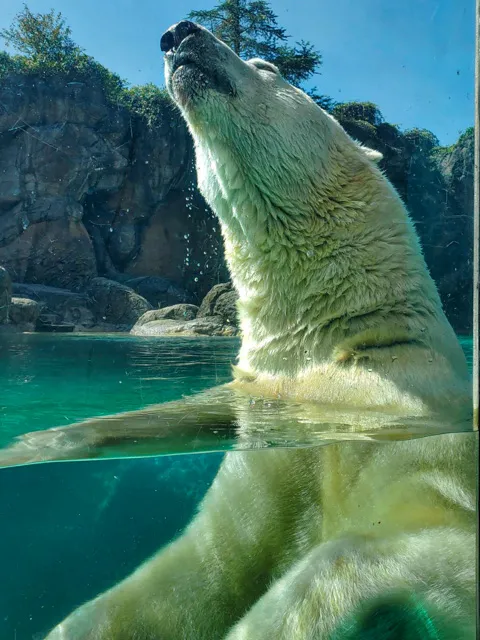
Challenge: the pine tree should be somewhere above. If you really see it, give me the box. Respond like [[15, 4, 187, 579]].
[[188, 0, 333, 109]]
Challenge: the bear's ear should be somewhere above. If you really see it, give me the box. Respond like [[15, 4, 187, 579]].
[[360, 145, 383, 163], [248, 59, 280, 75]]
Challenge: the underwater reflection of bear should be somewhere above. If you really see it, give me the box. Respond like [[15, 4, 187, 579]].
[[4, 21, 477, 640]]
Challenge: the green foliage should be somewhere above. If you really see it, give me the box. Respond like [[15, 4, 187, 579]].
[[431, 127, 474, 159], [404, 128, 440, 151], [431, 145, 454, 158], [189, 0, 329, 104], [0, 5, 173, 126], [0, 50, 18, 75], [82, 59, 126, 102], [0, 5, 125, 102], [189, 0, 286, 58], [122, 84, 173, 127], [1, 4, 83, 71], [273, 40, 322, 87], [332, 102, 384, 126], [376, 121, 401, 143], [457, 126, 474, 146]]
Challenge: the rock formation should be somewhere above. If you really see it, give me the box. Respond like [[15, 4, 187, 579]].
[[0, 70, 473, 335], [0, 72, 226, 308]]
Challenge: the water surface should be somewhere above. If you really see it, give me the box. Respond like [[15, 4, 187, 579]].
[[0, 333, 474, 456]]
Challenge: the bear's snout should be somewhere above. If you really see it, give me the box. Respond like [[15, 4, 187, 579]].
[[160, 20, 200, 53]]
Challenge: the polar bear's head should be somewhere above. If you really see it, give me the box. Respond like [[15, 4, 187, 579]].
[[162, 21, 382, 209]]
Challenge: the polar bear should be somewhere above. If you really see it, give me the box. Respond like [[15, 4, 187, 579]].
[[0, 21, 476, 640]]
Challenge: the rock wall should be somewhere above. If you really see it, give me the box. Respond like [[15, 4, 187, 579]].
[[0, 266, 11, 323], [0, 72, 227, 304], [0, 72, 474, 333]]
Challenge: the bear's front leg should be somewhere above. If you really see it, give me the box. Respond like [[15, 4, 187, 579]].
[[0, 384, 240, 468], [45, 448, 322, 639]]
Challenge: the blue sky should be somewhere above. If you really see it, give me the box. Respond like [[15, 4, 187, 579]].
[[0, 0, 475, 145]]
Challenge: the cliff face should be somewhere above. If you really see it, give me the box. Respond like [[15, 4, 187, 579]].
[[0, 74, 474, 333], [0, 73, 226, 302]]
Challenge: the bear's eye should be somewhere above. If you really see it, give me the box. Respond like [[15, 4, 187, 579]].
[[248, 59, 279, 75]]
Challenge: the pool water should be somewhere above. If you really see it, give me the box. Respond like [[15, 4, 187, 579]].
[[0, 334, 239, 638], [0, 334, 239, 446], [0, 334, 475, 639], [0, 333, 474, 455]]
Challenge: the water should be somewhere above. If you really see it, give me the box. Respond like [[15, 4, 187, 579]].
[[0, 335, 234, 637], [0, 334, 239, 446], [0, 334, 474, 460], [0, 334, 476, 638]]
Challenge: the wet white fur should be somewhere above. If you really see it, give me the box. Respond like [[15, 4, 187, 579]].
[[45, 25, 475, 640]]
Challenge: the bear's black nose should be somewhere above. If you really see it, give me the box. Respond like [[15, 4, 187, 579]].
[[160, 21, 200, 53]]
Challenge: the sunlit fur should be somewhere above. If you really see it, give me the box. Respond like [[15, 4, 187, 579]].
[[44, 24, 476, 640], [164, 25, 470, 419]]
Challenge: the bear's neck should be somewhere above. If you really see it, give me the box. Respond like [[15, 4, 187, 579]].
[[195, 140, 444, 377]]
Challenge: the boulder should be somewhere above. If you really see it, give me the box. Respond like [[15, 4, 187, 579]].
[[131, 316, 237, 337], [0, 266, 12, 323], [197, 282, 239, 326], [87, 277, 152, 329], [212, 290, 239, 326], [135, 304, 199, 327], [12, 283, 94, 329], [8, 297, 41, 329]]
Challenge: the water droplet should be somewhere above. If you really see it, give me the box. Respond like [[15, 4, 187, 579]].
[[194, 277, 198, 282]]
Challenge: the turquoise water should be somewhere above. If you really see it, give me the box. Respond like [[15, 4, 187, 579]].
[[0, 334, 474, 457], [0, 334, 239, 447], [0, 335, 236, 637], [0, 334, 475, 638]]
